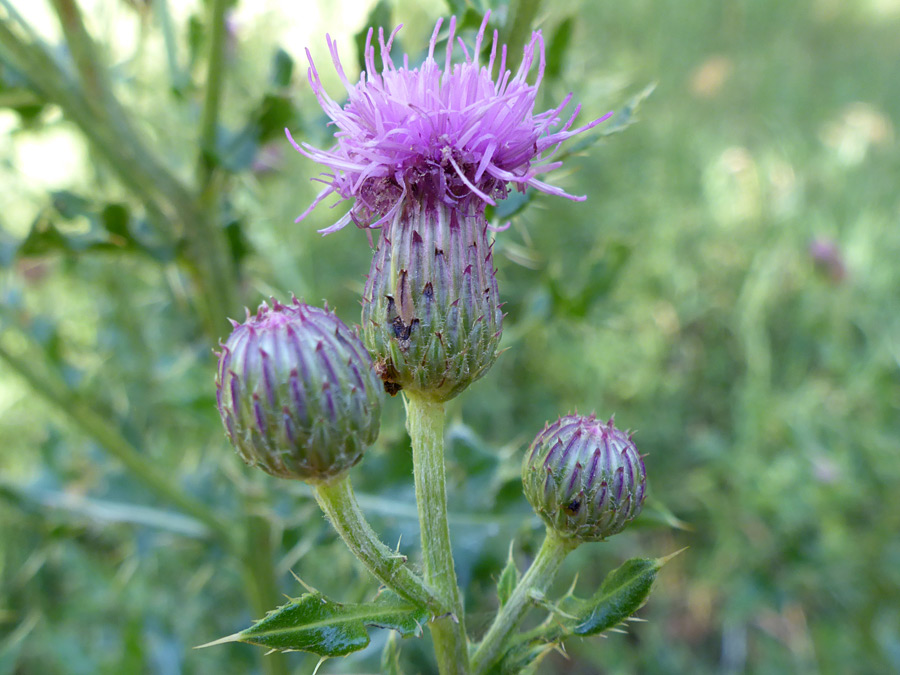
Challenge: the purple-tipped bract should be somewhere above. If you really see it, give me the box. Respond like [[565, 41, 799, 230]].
[[216, 298, 383, 482], [362, 200, 503, 401], [523, 414, 646, 542], [288, 13, 612, 233]]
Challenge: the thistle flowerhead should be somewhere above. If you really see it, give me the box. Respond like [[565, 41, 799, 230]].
[[362, 200, 502, 400], [288, 13, 612, 233], [216, 298, 382, 483], [523, 414, 647, 543]]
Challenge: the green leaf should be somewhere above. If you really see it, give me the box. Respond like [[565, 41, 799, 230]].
[[223, 218, 252, 267], [101, 203, 131, 240], [554, 82, 657, 163], [442, 0, 470, 14], [270, 48, 293, 88], [202, 590, 430, 657], [354, 0, 392, 73], [0, 226, 18, 267], [254, 94, 295, 143], [0, 61, 46, 123], [218, 93, 297, 172], [12, 194, 173, 262], [0, 480, 210, 538], [545, 16, 573, 80], [495, 552, 679, 672], [557, 551, 678, 637], [187, 14, 205, 69], [50, 191, 92, 219], [497, 545, 521, 608], [600, 82, 657, 138], [493, 640, 555, 675]]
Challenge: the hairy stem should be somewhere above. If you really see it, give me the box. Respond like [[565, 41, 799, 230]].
[[471, 529, 575, 674], [406, 394, 470, 674], [315, 474, 439, 609]]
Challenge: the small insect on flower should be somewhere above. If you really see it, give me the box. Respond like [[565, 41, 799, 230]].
[[287, 12, 613, 234]]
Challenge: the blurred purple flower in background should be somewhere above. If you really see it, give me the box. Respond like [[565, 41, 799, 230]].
[[809, 237, 847, 282], [287, 13, 612, 234]]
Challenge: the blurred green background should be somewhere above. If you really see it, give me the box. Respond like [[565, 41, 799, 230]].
[[1, 0, 899, 673]]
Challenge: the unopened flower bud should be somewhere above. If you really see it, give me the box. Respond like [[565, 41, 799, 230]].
[[362, 201, 503, 401], [216, 298, 382, 483], [523, 414, 647, 542]]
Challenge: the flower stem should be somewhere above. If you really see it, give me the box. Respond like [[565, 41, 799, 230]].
[[471, 528, 575, 674], [315, 474, 439, 610], [405, 394, 470, 674]]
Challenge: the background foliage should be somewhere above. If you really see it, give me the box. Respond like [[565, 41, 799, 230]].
[[1, 0, 899, 673]]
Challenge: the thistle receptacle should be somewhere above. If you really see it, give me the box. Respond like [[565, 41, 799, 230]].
[[362, 200, 502, 400]]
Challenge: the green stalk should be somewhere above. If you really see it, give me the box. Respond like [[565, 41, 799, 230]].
[[405, 394, 470, 674], [470, 529, 574, 674], [193, 6, 279, 671], [189, 0, 240, 336], [0, 341, 233, 548], [1, 4, 238, 335], [48, 0, 114, 109], [240, 511, 290, 675], [315, 474, 439, 610], [198, 0, 228, 188]]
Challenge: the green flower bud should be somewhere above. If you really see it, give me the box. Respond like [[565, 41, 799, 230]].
[[216, 298, 382, 483], [361, 201, 503, 401], [523, 414, 647, 542]]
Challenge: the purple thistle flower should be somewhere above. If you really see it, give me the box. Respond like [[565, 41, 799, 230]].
[[287, 13, 613, 234]]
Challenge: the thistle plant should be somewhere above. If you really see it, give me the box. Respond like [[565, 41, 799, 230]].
[[206, 12, 671, 674]]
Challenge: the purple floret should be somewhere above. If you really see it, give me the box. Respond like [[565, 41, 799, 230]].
[[288, 12, 613, 234]]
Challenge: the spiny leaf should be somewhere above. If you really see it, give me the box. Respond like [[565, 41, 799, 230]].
[[599, 82, 657, 138], [494, 552, 679, 673], [497, 544, 521, 608], [557, 551, 681, 637], [200, 590, 430, 658]]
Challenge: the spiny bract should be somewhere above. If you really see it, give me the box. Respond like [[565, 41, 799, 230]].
[[362, 200, 502, 401], [523, 414, 647, 542], [216, 298, 382, 483]]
